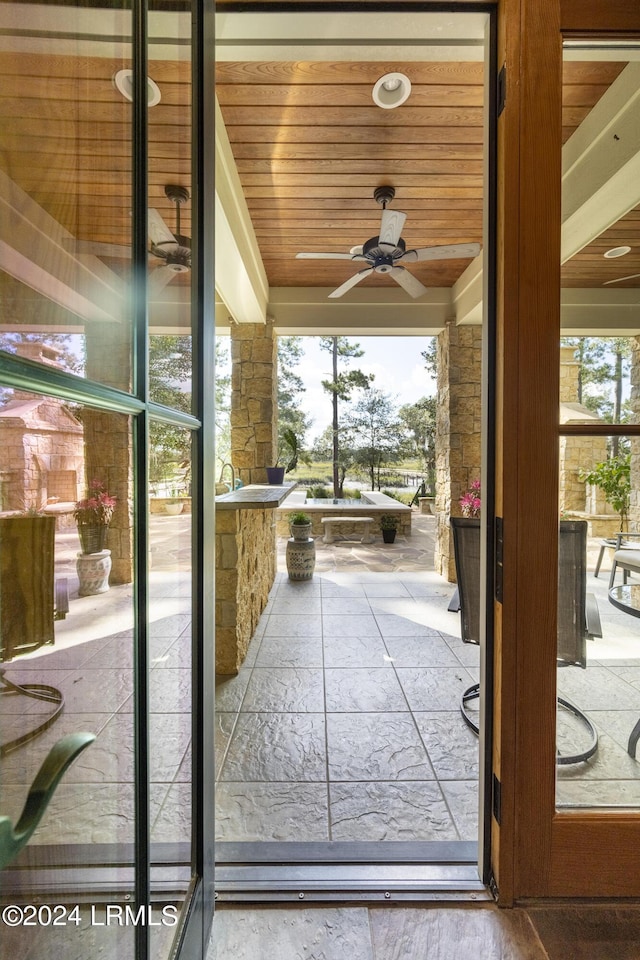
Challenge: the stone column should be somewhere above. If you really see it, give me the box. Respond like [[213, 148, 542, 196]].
[[434, 320, 482, 581], [84, 326, 133, 584], [230, 320, 277, 485]]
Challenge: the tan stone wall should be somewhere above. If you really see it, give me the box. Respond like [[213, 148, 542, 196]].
[[559, 434, 610, 514], [230, 321, 277, 485], [559, 345, 580, 403], [215, 506, 276, 674], [435, 320, 482, 581]]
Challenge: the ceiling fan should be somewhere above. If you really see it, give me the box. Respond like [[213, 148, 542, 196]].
[[604, 273, 640, 286], [69, 184, 191, 295], [296, 186, 481, 299]]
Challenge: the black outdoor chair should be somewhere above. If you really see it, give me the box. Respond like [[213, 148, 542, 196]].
[[450, 517, 600, 765]]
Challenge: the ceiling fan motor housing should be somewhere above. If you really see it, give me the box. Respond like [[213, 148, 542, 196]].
[[362, 235, 406, 270]]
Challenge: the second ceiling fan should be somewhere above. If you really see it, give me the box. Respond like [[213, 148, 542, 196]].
[[296, 186, 481, 299]]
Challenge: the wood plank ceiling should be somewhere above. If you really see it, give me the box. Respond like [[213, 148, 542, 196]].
[[216, 58, 637, 293], [0, 48, 636, 298]]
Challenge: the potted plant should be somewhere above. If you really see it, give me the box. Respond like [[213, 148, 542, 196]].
[[74, 479, 116, 555], [459, 479, 481, 518], [286, 511, 315, 581], [580, 454, 630, 532], [266, 427, 298, 485], [380, 514, 399, 544], [165, 487, 184, 515], [289, 511, 312, 541]]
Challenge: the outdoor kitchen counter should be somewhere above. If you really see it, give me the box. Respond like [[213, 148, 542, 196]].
[[215, 482, 297, 673], [215, 481, 297, 509]]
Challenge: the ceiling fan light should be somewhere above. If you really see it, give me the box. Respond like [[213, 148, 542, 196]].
[[372, 73, 411, 110], [114, 69, 161, 108]]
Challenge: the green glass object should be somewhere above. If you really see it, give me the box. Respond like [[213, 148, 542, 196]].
[[0, 732, 95, 869]]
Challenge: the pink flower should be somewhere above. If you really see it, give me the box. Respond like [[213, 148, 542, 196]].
[[459, 480, 481, 518], [74, 480, 117, 526]]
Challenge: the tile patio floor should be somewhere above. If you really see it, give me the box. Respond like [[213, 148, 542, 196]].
[[216, 513, 640, 843], [2, 511, 640, 855]]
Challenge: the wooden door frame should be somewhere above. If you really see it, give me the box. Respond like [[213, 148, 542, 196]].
[[493, 0, 640, 903]]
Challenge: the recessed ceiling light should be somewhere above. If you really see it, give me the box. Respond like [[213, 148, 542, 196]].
[[114, 69, 161, 107], [372, 72, 412, 110], [604, 245, 631, 259]]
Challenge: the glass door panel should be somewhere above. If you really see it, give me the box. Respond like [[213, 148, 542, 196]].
[[0, 0, 134, 390], [0, 400, 136, 955]]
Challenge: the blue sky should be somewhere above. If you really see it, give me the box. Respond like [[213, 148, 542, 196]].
[[293, 336, 436, 442]]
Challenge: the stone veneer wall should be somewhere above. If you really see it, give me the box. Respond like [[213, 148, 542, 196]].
[[215, 506, 276, 674], [435, 320, 482, 581], [230, 321, 277, 486]]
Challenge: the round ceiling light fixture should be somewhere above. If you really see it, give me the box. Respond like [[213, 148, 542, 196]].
[[372, 72, 412, 110], [604, 245, 631, 259], [114, 69, 161, 107]]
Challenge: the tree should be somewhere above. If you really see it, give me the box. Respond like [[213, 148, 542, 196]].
[[398, 396, 437, 490], [214, 339, 231, 473], [562, 336, 631, 456], [277, 336, 311, 459], [580, 453, 631, 532], [148, 335, 193, 490], [346, 388, 404, 490], [319, 336, 373, 496]]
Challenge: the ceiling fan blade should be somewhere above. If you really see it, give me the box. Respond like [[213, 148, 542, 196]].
[[148, 263, 188, 296], [296, 252, 358, 260], [148, 208, 178, 250], [390, 266, 428, 299], [403, 242, 481, 263], [604, 273, 640, 286], [379, 209, 407, 248], [328, 267, 374, 299]]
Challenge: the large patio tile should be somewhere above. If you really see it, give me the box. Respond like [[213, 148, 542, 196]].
[[383, 634, 461, 668], [329, 781, 458, 841], [322, 614, 381, 638], [362, 582, 412, 598], [556, 778, 640, 806], [269, 596, 322, 616], [0, 712, 110, 784], [255, 634, 323, 668], [440, 780, 479, 840], [321, 597, 374, 616], [263, 614, 323, 639], [215, 782, 330, 842], [323, 634, 391, 668], [327, 712, 435, 781], [586, 709, 640, 753], [320, 580, 367, 598], [208, 907, 372, 960], [152, 780, 192, 843], [396, 667, 476, 712], [274, 579, 321, 598], [414, 711, 480, 780], [62, 667, 135, 713], [325, 668, 408, 712], [214, 712, 236, 779], [241, 667, 325, 712], [557, 666, 640, 711], [374, 612, 443, 638], [556, 731, 640, 781], [149, 667, 192, 712], [215, 671, 250, 713], [220, 712, 326, 781]]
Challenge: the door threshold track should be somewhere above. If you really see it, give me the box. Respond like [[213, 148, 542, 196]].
[[214, 842, 488, 902]]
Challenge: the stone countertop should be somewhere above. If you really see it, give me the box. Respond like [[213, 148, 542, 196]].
[[215, 481, 298, 510]]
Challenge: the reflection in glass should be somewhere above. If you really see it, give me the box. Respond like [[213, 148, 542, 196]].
[[0, 397, 135, 946], [149, 424, 193, 939], [556, 435, 640, 809]]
